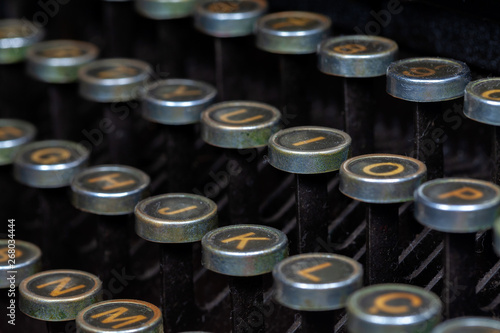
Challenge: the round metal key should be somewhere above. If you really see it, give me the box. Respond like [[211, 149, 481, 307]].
[[0, 19, 44, 64], [202, 224, 288, 276], [76, 299, 163, 333], [26, 39, 99, 84], [414, 178, 500, 233], [255, 11, 331, 54], [141, 78, 217, 125], [431, 317, 500, 333], [79, 58, 152, 102], [347, 283, 442, 333], [19, 269, 102, 321], [13, 140, 90, 188], [195, 0, 267, 38], [386, 57, 471, 102], [340, 154, 427, 203], [267, 126, 351, 174], [273, 253, 363, 311], [0, 239, 41, 288], [71, 165, 150, 215], [318, 35, 398, 78], [135, 193, 218, 243], [464, 78, 500, 126], [201, 100, 282, 149], [0, 119, 36, 166], [135, 0, 197, 20]]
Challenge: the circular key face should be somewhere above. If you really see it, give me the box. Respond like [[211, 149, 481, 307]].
[[347, 284, 442, 333], [79, 58, 152, 102], [135, 193, 218, 243], [27, 40, 99, 84], [136, 0, 197, 19], [0, 119, 36, 166], [431, 317, 500, 333], [268, 126, 351, 174], [0, 19, 44, 64], [76, 299, 163, 333], [201, 100, 282, 149], [273, 253, 363, 311], [318, 35, 398, 78], [14, 140, 90, 188], [256, 11, 331, 54], [71, 165, 150, 215], [340, 154, 427, 203], [202, 224, 288, 276], [19, 269, 102, 321], [387, 57, 471, 102], [0, 239, 41, 289], [414, 178, 500, 233], [142, 79, 217, 125], [195, 0, 267, 38], [464, 78, 500, 126]]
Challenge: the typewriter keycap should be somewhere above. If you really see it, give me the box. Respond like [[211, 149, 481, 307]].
[[0, 239, 41, 289], [340, 154, 426, 284], [202, 224, 288, 333], [318, 35, 398, 155], [274, 253, 362, 332], [20, 269, 102, 332], [135, 193, 218, 332], [195, 0, 267, 38], [387, 58, 471, 180], [136, 0, 197, 19], [26, 40, 99, 84], [0, 119, 36, 166], [431, 317, 500, 332], [347, 283, 442, 333], [0, 19, 44, 64], [76, 299, 163, 333], [268, 126, 351, 253], [415, 178, 500, 318], [13, 140, 89, 188]]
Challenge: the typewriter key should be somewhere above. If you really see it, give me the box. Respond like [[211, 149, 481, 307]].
[[340, 154, 426, 284], [387, 57, 471, 180], [136, 0, 197, 19], [202, 224, 288, 333], [79, 58, 152, 165], [76, 299, 163, 333], [414, 178, 500, 318], [202, 101, 282, 224], [347, 283, 442, 333], [0, 119, 36, 166], [142, 79, 216, 192], [256, 11, 331, 126], [20, 269, 102, 333], [464, 77, 500, 184], [0, 19, 44, 64], [431, 317, 500, 332], [318, 35, 398, 155], [195, 0, 267, 100], [268, 126, 351, 253], [273, 253, 363, 332], [135, 193, 218, 332], [0, 239, 41, 289]]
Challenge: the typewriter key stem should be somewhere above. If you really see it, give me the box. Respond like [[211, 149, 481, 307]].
[[493, 126, 500, 184], [101, 1, 134, 57], [300, 310, 337, 333], [166, 125, 196, 192], [229, 275, 265, 333]]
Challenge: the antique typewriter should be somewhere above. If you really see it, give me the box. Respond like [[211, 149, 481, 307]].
[[1, 0, 500, 332]]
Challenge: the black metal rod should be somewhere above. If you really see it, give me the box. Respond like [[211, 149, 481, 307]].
[[47, 84, 78, 140], [279, 54, 315, 127], [343, 78, 375, 156], [493, 126, 500, 185], [229, 275, 265, 333], [156, 19, 190, 78], [226, 149, 260, 225], [295, 173, 329, 254], [443, 232, 479, 318], [159, 243, 199, 333], [366, 203, 400, 285], [165, 125, 196, 193], [46, 321, 71, 333], [300, 310, 337, 333], [101, 1, 135, 57]]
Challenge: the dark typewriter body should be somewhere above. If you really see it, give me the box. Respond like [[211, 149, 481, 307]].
[[2, 0, 500, 332]]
